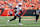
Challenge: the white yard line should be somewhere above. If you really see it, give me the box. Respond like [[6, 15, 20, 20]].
[[0, 24, 40, 26], [0, 18, 4, 19], [0, 25, 6, 26], [24, 25, 40, 26]]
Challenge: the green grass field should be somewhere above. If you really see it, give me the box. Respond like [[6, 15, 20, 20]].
[[0, 16, 40, 27]]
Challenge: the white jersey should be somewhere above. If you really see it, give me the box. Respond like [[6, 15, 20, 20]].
[[16, 6, 22, 14], [36, 10, 40, 15]]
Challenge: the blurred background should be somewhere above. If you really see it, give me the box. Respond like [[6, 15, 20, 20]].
[[0, 0, 40, 16]]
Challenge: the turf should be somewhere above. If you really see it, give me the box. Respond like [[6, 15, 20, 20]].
[[0, 16, 40, 27]]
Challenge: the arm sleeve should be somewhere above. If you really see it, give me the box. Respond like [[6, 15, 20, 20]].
[[35, 10, 36, 13]]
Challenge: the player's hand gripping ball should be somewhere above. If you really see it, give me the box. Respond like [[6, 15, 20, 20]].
[[14, 10, 17, 13]]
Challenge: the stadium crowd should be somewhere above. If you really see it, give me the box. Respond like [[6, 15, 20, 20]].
[[0, 0, 40, 10]]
